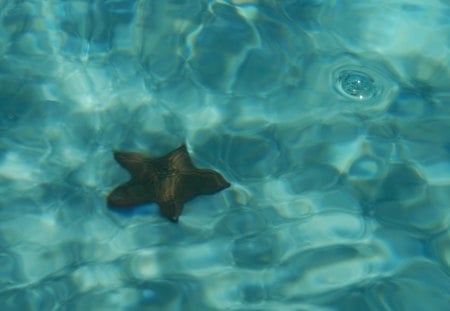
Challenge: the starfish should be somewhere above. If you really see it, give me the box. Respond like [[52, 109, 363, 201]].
[[107, 145, 230, 222]]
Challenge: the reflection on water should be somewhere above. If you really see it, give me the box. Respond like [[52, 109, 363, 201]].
[[0, 0, 449, 310]]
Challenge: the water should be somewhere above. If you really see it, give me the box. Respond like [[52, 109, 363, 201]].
[[0, 0, 449, 310]]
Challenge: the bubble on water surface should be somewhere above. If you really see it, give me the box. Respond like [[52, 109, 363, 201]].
[[335, 70, 377, 100]]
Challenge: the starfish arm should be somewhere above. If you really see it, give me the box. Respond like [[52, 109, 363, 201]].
[[158, 200, 183, 222], [107, 181, 156, 207], [166, 145, 195, 171], [185, 169, 230, 195], [113, 151, 153, 178]]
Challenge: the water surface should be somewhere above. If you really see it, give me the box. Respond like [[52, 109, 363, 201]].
[[0, 1, 449, 310]]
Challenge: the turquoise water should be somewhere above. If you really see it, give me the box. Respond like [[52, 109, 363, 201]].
[[1, 0, 449, 310]]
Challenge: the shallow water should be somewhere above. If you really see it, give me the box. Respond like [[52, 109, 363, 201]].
[[0, 0, 449, 310]]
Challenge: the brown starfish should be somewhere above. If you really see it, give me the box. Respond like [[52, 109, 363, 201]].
[[107, 145, 230, 222]]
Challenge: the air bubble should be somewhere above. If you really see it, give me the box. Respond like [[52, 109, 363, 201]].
[[336, 70, 377, 100]]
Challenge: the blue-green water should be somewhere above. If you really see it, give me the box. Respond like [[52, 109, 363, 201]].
[[1, 1, 449, 310]]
